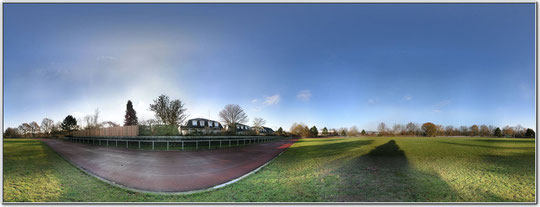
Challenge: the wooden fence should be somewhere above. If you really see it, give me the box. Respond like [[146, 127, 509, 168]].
[[72, 125, 139, 137]]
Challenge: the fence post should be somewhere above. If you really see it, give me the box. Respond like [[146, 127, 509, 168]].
[[167, 142, 169, 150], [139, 141, 141, 149], [107, 140, 109, 146], [152, 141, 154, 150], [229, 140, 231, 147], [196, 141, 198, 149], [182, 141, 184, 150], [237, 140, 239, 146], [209, 141, 211, 149], [220, 140, 222, 148], [126, 141, 128, 148]]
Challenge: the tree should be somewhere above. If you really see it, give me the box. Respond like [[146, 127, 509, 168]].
[[349, 126, 360, 136], [4, 127, 20, 138], [525, 128, 535, 138], [493, 127, 503, 137], [406, 122, 419, 136], [303, 126, 312, 138], [515, 124, 524, 137], [61, 115, 78, 132], [149, 95, 188, 126], [276, 127, 284, 136], [219, 104, 248, 132], [479, 125, 490, 137], [459, 126, 469, 136], [361, 129, 366, 135], [322, 127, 329, 136], [310, 126, 318, 138], [290, 123, 307, 137], [19, 123, 31, 136], [470, 125, 479, 137], [41, 118, 54, 134], [445, 125, 455, 136], [30, 121, 40, 136], [124, 100, 138, 126], [102, 121, 120, 128], [252, 117, 266, 135], [502, 126, 514, 137], [422, 122, 437, 137], [341, 129, 347, 136], [377, 122, 387, 135], [392, 124, 404, 136]]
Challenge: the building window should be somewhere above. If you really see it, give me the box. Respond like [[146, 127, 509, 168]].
[[192, 120, 197, 126], [200, 120, 205, 126]]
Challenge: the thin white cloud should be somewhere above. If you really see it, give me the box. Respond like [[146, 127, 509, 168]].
[[251, 99, 259, 103], [263, 94, 280, 105], [296, 90, 312, 102], [403, 95, 412, 101]]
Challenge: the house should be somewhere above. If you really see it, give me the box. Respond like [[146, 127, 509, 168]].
[[254, 126, 275, 135], [224, 123, 252, 135], [180, 118, 224, 135]]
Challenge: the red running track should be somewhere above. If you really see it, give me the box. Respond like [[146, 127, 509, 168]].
[[42, 138, 297, 193]]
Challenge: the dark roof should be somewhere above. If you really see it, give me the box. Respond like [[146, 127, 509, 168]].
[[183, 118, 223, 129]]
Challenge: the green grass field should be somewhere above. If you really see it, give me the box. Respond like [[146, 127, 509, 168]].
[[3, 137, 535, 202]]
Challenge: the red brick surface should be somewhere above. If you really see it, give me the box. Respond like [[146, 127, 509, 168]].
[[42, 138, 297, 192]]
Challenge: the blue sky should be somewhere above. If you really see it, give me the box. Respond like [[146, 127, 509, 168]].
[[4, 3, 536, 131]]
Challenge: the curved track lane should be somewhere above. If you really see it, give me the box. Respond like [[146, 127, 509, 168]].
[[42, 138, 297, 193]]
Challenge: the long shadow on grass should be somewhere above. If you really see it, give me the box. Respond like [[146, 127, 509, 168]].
[[335, 140, 462, 202], [286, 139, 374, 160]]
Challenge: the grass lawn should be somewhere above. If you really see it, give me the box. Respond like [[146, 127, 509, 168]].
[[3, 137, 535, 202]]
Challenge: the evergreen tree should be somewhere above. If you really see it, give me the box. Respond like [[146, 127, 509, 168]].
[[322, 127, 329, 136], [310, 126, 318, 138], [124, 100, 138, 126], [61, 115, 78, 132], [361, 129, 366, 135], [493, 127, 502, 137], [341, 130, 346, 136], [276, 127, 284, 136], [525, 128, 535, 138]]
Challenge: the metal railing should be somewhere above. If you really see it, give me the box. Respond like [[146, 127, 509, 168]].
[[65, 136, 281, 151]]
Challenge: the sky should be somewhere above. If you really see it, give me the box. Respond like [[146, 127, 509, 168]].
[[3, 3, 536, 131]]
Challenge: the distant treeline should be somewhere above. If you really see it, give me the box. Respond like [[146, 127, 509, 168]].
[[286, 122, 535, 138]]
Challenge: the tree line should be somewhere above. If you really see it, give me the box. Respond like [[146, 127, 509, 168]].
[[4, 94, 282, 137], [283, 122, 535, 138]]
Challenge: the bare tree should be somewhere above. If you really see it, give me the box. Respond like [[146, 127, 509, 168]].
[[480, 125, 490, 137], [20, 123, 31, 136], [515, 124, 524, 137], [252, 117, 266, 135], [406, 122, 419, 136], [349, 126, 360, 136], [30, 121, 40, 136], [41, 118, 54, 134], [470, 125, 479, 136], [377, 122, 387, 135], [219, 104, 248, 131], [445, 125, 455, 136], [392, 124, 404, 136], [149, 94, 188, 126], [459, 126, 469, 136], [102, 121, 120, 128]]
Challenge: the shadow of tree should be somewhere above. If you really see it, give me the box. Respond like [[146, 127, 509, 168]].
[[334, 140, 463, 202]]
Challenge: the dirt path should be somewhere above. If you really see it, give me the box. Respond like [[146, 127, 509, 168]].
[[42, 138, 297, 193]]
